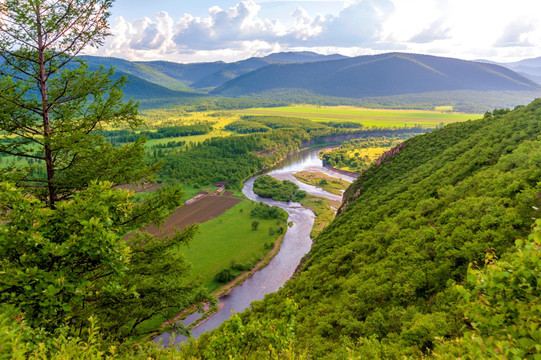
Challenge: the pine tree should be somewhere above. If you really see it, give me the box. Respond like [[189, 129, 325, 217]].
[[0, 0, 147, 208]]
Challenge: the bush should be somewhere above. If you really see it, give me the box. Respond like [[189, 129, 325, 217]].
[[214, 269, 236, 283], [292, 190, 307, 202]]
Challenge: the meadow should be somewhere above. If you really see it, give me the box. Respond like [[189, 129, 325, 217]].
[[136, 198, 286, 334], [233, 105, 481, 128], [183, 200, 285, 291], [132, 105, 482, 150]]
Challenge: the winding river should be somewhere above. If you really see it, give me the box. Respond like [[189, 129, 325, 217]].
[[154, 147, 356, 346]]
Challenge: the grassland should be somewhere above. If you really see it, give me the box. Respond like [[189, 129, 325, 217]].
[[140, 109, 242, 147], [137, 199, 286, 334], [182, 200, 286, 291], [293, 171, 350, 195], [233, 105, 481, 128], [299, 194, 341, 238], [137, 105, 481, 149]]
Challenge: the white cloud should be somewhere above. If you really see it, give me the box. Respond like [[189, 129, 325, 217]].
[[92, 0, 541, 63], [409, 20, 450, 44], [494, 21, 536, 48], [173, 1, 287, 50]]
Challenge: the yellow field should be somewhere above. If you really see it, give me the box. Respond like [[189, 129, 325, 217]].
[[136, 105, 482, 147], [233, 105, 480, 128], [140, 109, 243, 146]]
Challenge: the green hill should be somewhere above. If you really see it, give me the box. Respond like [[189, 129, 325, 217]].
[[192, 52, 349, 90], [187, 100, 541, 358], [212, 53, 541, 97]]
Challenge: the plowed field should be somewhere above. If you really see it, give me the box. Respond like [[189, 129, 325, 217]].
[[146, 195, 242, 237]]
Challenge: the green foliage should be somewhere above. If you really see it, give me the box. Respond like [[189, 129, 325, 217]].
[[100, 124, 213, 145], [190, 99, 541, 358], [181, 299, 309, 360], [225, 120, 271, 134], [241, 115, 330, 133], [292, 190, 308, 202], [252, 221, 260, 231], [0, 0, 142, 207], [250, 202, 288, 221], [160, 128, 308, 188], [432, 219, 541, 359], [215, 269, 236, 283], [0, 181, 209, 340], [253, 175, 300, 201]]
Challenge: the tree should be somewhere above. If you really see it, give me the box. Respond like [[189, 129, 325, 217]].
[[252, 220, 260, 231], [0, 0, 146, 208], [0, 181, 211, 340], [0, 0, 211, 341]]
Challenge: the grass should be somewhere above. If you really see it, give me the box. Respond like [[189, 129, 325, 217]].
[[136, 199, 286, 334], [182, 200, 286, 291], [233, 105, 481, 128], [299, 194, 341, 238], [293, 171, 350, 195], [140, 109, 243, 146]]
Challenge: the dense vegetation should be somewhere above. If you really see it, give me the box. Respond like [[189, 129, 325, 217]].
[[100, 124, 212, 144], [159, 128, 309, 188], [225, 120, 271, 134], [250, 202, 288, 221], [253, 175, 300, 202], [181, 100, 541, 358], [321, 135, 416, 172], [4, 210, 539, 359], [2, 1, 541, 357]]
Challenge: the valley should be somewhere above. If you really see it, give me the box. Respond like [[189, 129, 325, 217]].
[[1, 1, 541, 357]]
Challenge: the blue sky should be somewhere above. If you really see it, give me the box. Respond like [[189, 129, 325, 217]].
[[89, 0, 541, 63]]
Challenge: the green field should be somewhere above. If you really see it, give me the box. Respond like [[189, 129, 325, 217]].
[[183, 200, 285, 291], [234, 105, 481, 128], [140, 109, 242, 146], [136, 199, 285, 334]]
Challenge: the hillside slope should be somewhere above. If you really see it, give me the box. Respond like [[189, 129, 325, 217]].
[[212, 53, 541, 97], [189, 100, 541, 358]]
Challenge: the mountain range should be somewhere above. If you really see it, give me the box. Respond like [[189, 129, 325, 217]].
[[80, 51, 541, 104], [480, 57, 541, 84]]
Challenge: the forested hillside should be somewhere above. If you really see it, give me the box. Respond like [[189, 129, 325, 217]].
[[2, 100, 540, 360], [213, 53, 540, 97], [182, 100, 541, 358]]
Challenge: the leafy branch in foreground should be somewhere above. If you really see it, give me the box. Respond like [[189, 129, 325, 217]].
[[0, 0, 143, 208], [0, 181, 212, 341]]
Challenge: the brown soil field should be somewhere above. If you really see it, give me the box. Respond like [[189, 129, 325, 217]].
[[116, 182, 162, 193], [145, 195, 243, 238]]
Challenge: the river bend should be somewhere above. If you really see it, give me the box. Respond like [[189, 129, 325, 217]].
[[155, 147, 355, 346]]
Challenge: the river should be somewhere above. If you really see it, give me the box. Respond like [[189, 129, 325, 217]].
[[154, 146, 356, 346]]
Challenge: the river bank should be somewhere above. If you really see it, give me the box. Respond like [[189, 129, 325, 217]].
[[154, 146, 354, 347]]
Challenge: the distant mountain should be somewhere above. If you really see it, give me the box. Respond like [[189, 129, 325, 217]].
[[81, 56, 229, 91], [262, 51, 347, 63], [484, 57, 541, 84], [191, 57, 274, 90], [76, 52, 540, 108], [212, 53, 541, 97], [82, 52, 349, 93], [192, 53, 348, 90]]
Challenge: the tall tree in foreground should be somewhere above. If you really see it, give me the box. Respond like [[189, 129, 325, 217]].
[[0, 0, 147, 208], [0, 0, 212, 342]]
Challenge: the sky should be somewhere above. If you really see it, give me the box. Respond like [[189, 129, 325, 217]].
[[86, 0, 541, 63]]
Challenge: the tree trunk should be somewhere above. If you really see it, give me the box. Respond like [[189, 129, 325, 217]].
[[36, 5, 57, 209]]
